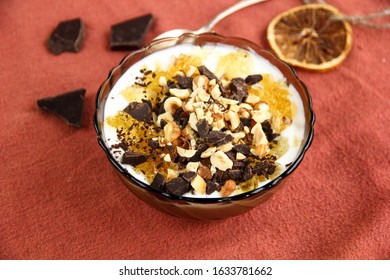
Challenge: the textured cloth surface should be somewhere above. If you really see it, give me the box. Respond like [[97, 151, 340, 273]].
[[0, 0, 389, 260]]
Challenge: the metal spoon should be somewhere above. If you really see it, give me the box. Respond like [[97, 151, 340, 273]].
[[154, 0, 268, 40]]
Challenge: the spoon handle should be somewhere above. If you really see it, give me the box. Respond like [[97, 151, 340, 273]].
[[197, 0, 268, 33]]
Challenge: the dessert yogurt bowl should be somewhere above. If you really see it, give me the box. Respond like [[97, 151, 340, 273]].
[[94, 33, 314, 220]]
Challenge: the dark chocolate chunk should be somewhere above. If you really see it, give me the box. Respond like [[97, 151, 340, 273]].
[[156, 102, 166, 115], [111, 141, 129, 152], [252, 161, 276, 179], [189, 144, 208, 162], [121, 150, 148, 166], [232, 160, 245, 169], [268, 163, 276, 175], [173, 107, 184, 123], [245, 74, 263, 85], [225, 151, 236, 162], [232, 121, 244, 133], [212, 170, 229, 185], [241, 166, 253, 181], [179, 111, 190, 129], [165, 177, 191, 196], [174, 76, 193, 89], [200, 158, 211, 168], [228, 169, 242, 181], [196, 118, 210, 138], [198, 65, 218, 81], [37, 88, 86, 127], [233, 144, 251, 155], [47, 18, 85, 55], [123, 101, 152, 123], [150, 173, 165, 191], [181, 171, 197, 182], [160, 119, 167, 129], [261, 120, 279, 142], [218, 82, 229, 98], [206, 180, 220, 195], [240, 117, 252, 127], [205, 131, 234, 146], [110, 14, 154, 50], [148, 139, 159, 149], [166, 79, 177, 89], [176, 156, 189, 165], [166, 145, 174, 154], [230, 78, 248, 102]]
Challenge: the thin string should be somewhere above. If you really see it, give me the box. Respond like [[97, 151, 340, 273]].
[[332, 9, 390, 29], [302, 0, 390, 28]]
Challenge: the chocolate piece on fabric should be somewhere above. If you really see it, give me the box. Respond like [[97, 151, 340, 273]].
[[47, 18, 85, 55], [37, 88, 86, 127], [110, 14, 154, 50]]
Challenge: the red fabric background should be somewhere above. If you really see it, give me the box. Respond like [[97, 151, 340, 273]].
[[1, 0, 389, 260]]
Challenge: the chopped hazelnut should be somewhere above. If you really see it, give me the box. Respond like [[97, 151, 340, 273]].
[[189, 112, 198, 131], [159, 76, 167, 87], [210, 150, 233, 171], [191, 175, 207, 194], [176, 146, 197, 158], [236, 152, 246, 160], [220, 97, 239, 106], [169, 88, 191, 99], [164, 97, 182, 114], [182, 96, 195, 112], [226, 111, 240, 130], [252, 109, 271, 124], [250, 144, 270, 158], [163, 154, 172, 162], [197, 165, 212, 180], [218, 142, 233, 153], [195, 107, 204, 120], [201, 146, 217, 158], [210, 84, 222, 100], [186, 161, 200, 172], [167, 168, 179, 180], [164, 121, 181, 142], [245, 94, 261, 104], [251, 122, 268, 146], [220, 180, 236, 197], [186, 65, 197, 77], [192, 75, 209, 90]]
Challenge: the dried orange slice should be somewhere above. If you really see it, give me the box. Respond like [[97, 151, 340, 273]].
[[267, 4, 353, 71]]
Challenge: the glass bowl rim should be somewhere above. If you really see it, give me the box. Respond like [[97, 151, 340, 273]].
[[94, 32, 315, 204]]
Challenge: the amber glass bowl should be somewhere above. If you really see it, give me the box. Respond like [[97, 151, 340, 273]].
[[94, 33, 315, 220]]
